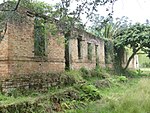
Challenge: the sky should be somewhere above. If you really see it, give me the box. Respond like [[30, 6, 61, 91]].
[[37, 0, 150, 23], [113, 0, 150, 23], [0, 0, 150, 23]]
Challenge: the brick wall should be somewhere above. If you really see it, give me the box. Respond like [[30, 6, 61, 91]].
[[0, 14, 65, 78], [99, 40, 105, 66], [0, 29, 9, 78], [69, 31, 105, 70], [47, 34, 65, 62], [1, 73, 74, 93], [0, 7, 105, 79], [7, 21, 34, 58]]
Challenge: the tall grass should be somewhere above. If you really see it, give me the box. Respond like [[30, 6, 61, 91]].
[[113, 78, 150, 113], [71, 78, 150, 113]]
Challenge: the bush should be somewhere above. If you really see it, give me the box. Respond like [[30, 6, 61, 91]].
[[80, 67, 111, 79], [142, 62, 150, 68], [62, 70, 84, 84], [80, 67, 91, 78], [94, 79, 111, 88], [74, 84, 102, 101], [90, 68, 103, 78], [124, 69, 148, 78], [116, 76, 128, 82]]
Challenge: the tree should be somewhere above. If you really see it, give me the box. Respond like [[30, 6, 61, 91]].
[[89, 15, 150, 72], [89, 16, 131, 70], [89, 16, 131, 39], [0, 0, 118, 35], [114, 23, 150, 70]]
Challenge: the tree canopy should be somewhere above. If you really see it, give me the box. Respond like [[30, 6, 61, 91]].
[[114, 23, 150, 70], [89, 15, 150, 70], [0, 0, 117, 38]]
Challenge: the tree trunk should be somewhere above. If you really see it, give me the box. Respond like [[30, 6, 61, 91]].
[[123, 47, 141, 70], [113, 46, 124, 74]]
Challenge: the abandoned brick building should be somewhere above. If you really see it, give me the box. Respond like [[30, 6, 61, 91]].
[[0, 2, 139, 80], [0, 3, 106, 79]]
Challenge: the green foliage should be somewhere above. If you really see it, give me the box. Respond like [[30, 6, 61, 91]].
[[140, 68, 150, 76], [61, 100, 86, 111], [112, 78, 150, 113], [138, 53, 150, 68], [87, 43, 93, 60], [114, 23, 150, 70], [0, 68, 149, 112], [91, 67, 110, 79], [1, 0, 117, 36], [80, 67, 111, 79], [94, 79, 111, 88], [142, 62, 150, 68], [89, 16, 131, 40], [69, 78, 150, 113], [115, 23, 150, 58], [11, 0, 53, 15], [80, 67, 91, 78], [136, 69, 143, 76], [90, 15, 150, 71], [34, 17, 46, 56], [63, 70, 84, 84], [105, 40, 114, 64], [122, 69, 150, 78], [0, 1, 29, 22], [5, 88, 21, 98], [116, 76, 128, 82], [90, 67, 102, 78], [73, 83, 101, 101]]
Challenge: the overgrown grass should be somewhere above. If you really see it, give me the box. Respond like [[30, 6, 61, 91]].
[[138, 54, 150, 68], [0, 67, 149, 112], [140, 68, 150, 75], [70, 78, 150, 113]]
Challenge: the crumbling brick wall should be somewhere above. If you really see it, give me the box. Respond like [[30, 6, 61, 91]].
[[0, 26, 9, 78], [69, 31, 105, 70], [7, 21, 65, 77], [0, 3, 105, 79], [0, 11, 65, 79]]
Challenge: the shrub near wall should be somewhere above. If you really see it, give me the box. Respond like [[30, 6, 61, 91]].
[[0, 69, 104, 112]]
